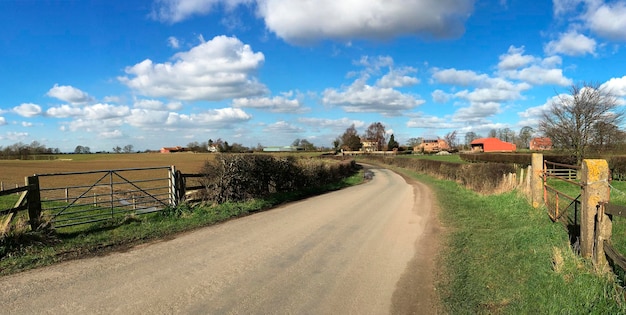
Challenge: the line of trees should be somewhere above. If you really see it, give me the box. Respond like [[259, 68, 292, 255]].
[[334, 122, 399, 152], [111, 145, 135, 153], [0, 141, 60, 158]]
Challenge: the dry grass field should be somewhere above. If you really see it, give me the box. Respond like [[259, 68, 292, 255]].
[[0, 153, 215, 188]]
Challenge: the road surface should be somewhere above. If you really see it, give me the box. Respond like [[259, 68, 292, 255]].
[[0, 166, 441, 314]]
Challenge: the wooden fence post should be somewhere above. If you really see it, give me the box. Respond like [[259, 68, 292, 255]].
[[26, 176, 42, 231], [594, 202, 612, 269], [580, 159, 609, 258], [176, 170, 185, 205], [531, 153, 543, 208]]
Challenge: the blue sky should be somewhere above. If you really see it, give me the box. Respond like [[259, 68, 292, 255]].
[[2, 0, 626, 152]]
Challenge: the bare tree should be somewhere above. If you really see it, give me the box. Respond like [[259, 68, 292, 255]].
[[497, 128, 515, 143], [444, 130, 457, 148], [340, 124, 362, 151], [517, 126, 534, 149], [590, 121, 626, 152], [540, 82, 623, 163], [406, 137, 422, 148], [123, 144, 134, 153], [299, 139, 316, 151], [464, 132, 479, 147], [364, 122, 386, 151]]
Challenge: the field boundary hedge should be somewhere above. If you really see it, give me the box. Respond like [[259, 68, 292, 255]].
[[459, 152, 580, 166], [362, 155, 515, 193], [459, 153, 626, 180], [197, 154, 358, 203]]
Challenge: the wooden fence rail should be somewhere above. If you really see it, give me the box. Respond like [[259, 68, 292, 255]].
[[0, 178, 36, 233]]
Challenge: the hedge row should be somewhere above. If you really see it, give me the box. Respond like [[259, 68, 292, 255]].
[[608, 156, 626, 180], [459, 153, 626, 180], [459, 153, 577, 166], [365, 156, 515, 193], [198, 154, 358, 203]]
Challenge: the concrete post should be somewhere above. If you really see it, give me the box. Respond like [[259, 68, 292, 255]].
[[530, 153, 543, 208], [580, 159, 609, 258]]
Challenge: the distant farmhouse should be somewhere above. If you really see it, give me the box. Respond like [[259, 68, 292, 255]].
[[160, 146, 190, 153], [413, 138, 450, 153], [470, 138, 516, 152], [360, 138, 378, 152], [263, 146, 304, 152], [529, 137, 552, 151]]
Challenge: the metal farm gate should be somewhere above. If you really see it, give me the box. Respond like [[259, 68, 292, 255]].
[[543, 160, 582, 250], [36, 166, 177, 229]]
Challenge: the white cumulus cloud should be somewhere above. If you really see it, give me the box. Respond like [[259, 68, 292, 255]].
[[432, 68, 488, 86], [100, 130, 124, 139], [47, 84, 94, 105], [431, 89, 453, 103], [257, 0, 474, 43], [168, 36, 180, 48], [601, 76, 626, 97], [83, 104, 131, 120], [498, 46, 537, 70], [297, 117, 366, 133], [496, 46, 572, 86], [544, 31, 597, 56], [323, 61, 425, 116], [119, 35, 267, 101], [46, 105, 83, 118], [152, 0, 474, 43], [13, 103, 42, 117], [232, 93, 309, 113], [164, 107, 252, 128], [553, 0, 626, 42], [323, 78, 424, 116], [375, 67, 420, 88], [151, 0, 249, 23], [586, 1, 626, 41], [263, 120, 304, 133]]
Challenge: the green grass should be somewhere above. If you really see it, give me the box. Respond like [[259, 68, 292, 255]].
[[384, 165, 626, 314], [544, 178, 626, 271], [0, 170, 364, 276], [0, 194, 19, 210], [396, 153, 465, 163]]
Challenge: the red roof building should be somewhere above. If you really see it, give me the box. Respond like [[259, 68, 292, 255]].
[[529, 137, 552, 151], [470, 138, 517, 152], [160, 146, 189, 153]]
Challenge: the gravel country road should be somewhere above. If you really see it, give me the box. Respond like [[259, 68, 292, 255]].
[[0, 166, 441, 314]]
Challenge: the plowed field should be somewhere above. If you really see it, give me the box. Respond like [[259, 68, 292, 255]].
[[0, 153, 214, 189]]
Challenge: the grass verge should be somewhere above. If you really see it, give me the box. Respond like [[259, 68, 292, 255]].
[[386, 165, 626, 314], [0, 170, 364, 276], [397, 153, 465, 164]]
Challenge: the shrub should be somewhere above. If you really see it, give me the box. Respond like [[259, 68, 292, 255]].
[[198, 154, 357, 203]]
